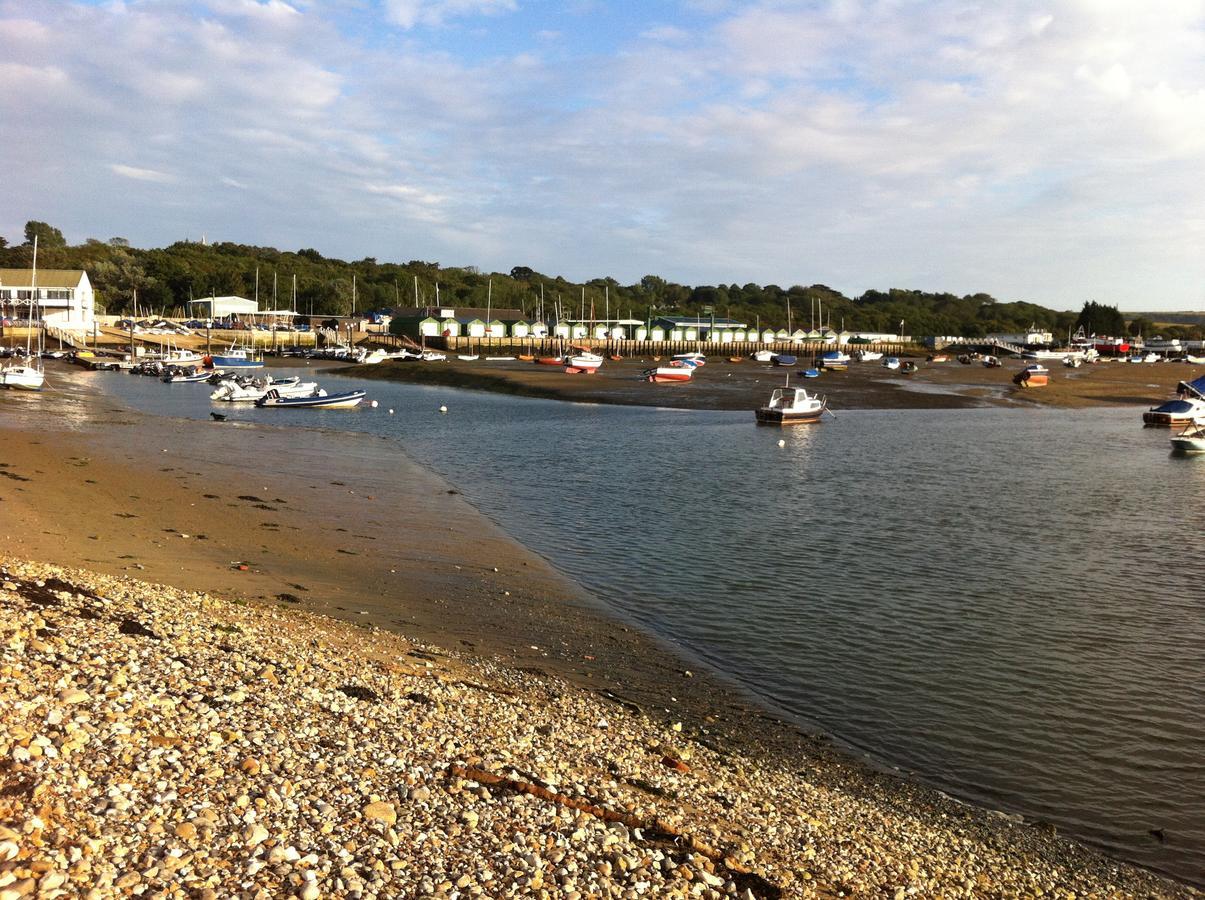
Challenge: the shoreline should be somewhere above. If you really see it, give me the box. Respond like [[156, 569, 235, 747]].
[[338, 353, 1204, 412], [0, 368, 1197, 895]]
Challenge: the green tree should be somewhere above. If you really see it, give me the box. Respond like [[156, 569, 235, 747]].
[[24, 220, 67, 248]]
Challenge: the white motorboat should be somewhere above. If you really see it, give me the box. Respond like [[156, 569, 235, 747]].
[[1170, 419, 1205, 453], [1144, 397, 1205, 426], [360, 349, 388, 365], [820, 350, 851, 369], [210, 377, 315, 403], [1184, 354, 1205, 365], [421, 351, 446, 361], [565, 352, 604, 373], [457, 354, 479, 361], [1063, 355, 1082, 368], [755, 382, 828, 424], [882, 356, 901, 370], [855, 350, 883, 362], [751, 349, 776, 363]]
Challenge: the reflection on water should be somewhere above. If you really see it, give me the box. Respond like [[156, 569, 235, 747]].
[[87, 366, 1205, 885]]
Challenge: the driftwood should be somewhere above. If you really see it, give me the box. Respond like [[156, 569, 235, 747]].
[[447, 763, 785, 899]]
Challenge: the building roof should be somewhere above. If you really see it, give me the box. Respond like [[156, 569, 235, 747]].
[[188, 296, 259, 312], [392, 306, 525, 321], [654, 316, 748, 328], [0, 268, 88, 289]]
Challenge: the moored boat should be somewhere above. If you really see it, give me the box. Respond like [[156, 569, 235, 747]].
[[856, 350, 883, 362], [1144, 397, 1205, 426], [0, 363, 45, 390], [820, 350, 851, 369], [882, 356, 901, 370], [751, 349, 776, 363], [772, 354, 797, 367], [1013, 364, 1049, 387], [255, 388, 365, 409], [900, 361, 919, 374], [982, 355, 1001, 368], [672, 352, 706, 367], [1169, 419, 1205, 453], [645, 365, 693, 383], [755, 382, 828, 425], [208, 345, 264, 369], [565, 352, 604, 373]]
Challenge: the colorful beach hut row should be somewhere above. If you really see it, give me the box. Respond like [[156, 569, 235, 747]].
[[397, 314, 842, 344]]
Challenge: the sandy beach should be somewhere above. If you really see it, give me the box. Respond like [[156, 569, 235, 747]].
[[342, 352, 1205, 413], [0, 365, 1197, 897]]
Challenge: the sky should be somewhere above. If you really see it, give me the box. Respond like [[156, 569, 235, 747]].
[[2, 0, 1204, 311]]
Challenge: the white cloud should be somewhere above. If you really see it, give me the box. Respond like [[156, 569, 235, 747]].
[[111, 164, 175, 183], [382, 0, 518, 29]]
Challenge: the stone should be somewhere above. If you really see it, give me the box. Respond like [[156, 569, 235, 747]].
[[362, 802, 396, 826], [57, 688, 89, 704], [243, 825, 270, 847]]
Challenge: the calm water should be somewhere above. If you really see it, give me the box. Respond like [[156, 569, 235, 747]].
[[95, 368, 1205, 884]]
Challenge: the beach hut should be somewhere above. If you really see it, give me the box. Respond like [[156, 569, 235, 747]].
[[719, 329, 735, 344], [792, 329, 808, 343], [611, 325, 627, 339], [570, 323, 589, 339], [487, 319, 506, 338], [650, 326, 666, 342], [440, 317, 461, 338], [683, 327, 699, 341], [669, 327, 685, 341], [530, 322, 549, 338], [593, 323, 609, 340], [761, 328, 777, 343], [464, 318, 486, 338], [510, 320, 530, 338], [775, 328, 791, 342], [634, 326, 648, 341], [414, 316, 440, 337], [734, 329, 748, 342], [553, 322, 571, 339]]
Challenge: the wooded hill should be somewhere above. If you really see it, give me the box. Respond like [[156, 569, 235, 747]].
[[3, 221, 1196, 339]]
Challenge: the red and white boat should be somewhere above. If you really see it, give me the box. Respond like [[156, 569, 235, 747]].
[[672, 352, 706, 367], [565, 351, 604, 374], [1093, 338, 1131, 356], [646, 365, 694, 383]]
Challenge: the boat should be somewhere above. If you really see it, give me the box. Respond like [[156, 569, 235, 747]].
[[485, 356, 515, 361], [644, 365, 693, 383], [256, 388, 365, 409], [1013, 364, 1049, 387], [1062, 356, 1082, 368], [1144, 397, 1205, 426], [855, 350, 883, 362], [208, 344, 264, 369], [158, 347, 204, 365], [1185, 354, 1205, 365], [457, 354, 479, 361], [420, 351, 446, 361], [751, 349, 776, 363], [565, 352, 604, 373], [536, 356, 564, 365], [0, 236, 45, 391], [360, 349, 388, 365], [754, 381, 828, 425], [882, 357, 901, 370], [211, 377, 316, 403], [672, 352, 706, 367], [772, 354, 797, 367], [900, 361, 919, 373], [161, 367, 210, 383], [1169, 419, 1205, 453], [982, 355, 1001, 368], [801, 368, 821, 378], [517, 354, 535, 361], [820, 350, 851, 369], [927, 354, 950, 363], [727, 356, 743, 363]]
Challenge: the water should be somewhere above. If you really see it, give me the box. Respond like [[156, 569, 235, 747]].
[[96, 368, 1205, 884]]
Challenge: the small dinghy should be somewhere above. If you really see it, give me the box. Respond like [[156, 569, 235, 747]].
[[882, 357, 901, 370], [900, 361, 919, 374], [255, 388, 366, 409], [800, 368, 821, 378], [1013, 364, 1049, 387], [751, 349, 776, 363], [772, 354, 797, 367], [457, 354, 479, 361]]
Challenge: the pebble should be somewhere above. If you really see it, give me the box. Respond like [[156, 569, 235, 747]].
[[0, 558, 1190, 900]]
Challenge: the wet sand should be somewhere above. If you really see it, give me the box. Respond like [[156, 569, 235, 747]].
[[0, 364, 1197, 894], [343, 353, 1204, 412]]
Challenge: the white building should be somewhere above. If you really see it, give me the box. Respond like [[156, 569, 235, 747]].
[[187, 296, 259, 319], [0, 268, 96, 326], [987, 329, 1054, 346]]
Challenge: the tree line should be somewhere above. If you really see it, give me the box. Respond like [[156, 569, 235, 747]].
[[2, 221, 1197, 340]]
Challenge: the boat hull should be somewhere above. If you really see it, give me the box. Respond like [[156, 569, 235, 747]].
[[755, 407, 825, 425], [256, 390, 365, 409], [0, 366, 45, 390], [647, 368, 692, 382], [209, 357, 263, 369], [1170, 436, 1205, 453]]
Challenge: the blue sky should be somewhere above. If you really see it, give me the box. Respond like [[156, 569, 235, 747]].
[[3, 0, 1205, 310]]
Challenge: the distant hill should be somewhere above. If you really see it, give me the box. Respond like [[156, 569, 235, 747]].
[[1126, 311, 1205, 327]]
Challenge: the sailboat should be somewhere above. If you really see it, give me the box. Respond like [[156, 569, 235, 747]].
[[1, 236, 46, 390]]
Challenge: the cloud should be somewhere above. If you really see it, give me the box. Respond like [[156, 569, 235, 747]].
[[110, 164, 175, 183], [381, 0, 518, 29]]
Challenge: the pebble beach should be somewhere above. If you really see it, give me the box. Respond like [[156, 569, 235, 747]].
[[1, 556, 1195, 899]]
